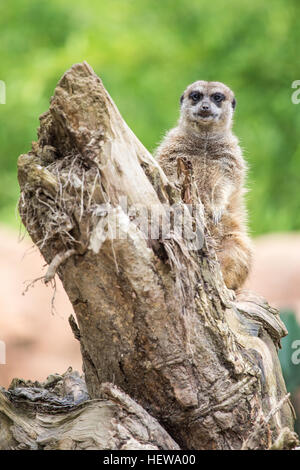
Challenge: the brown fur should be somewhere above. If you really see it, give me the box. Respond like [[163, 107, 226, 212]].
[[154, 80, 252, 290]]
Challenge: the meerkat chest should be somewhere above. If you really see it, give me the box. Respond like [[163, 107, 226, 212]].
[[188, 146, 233, 193]]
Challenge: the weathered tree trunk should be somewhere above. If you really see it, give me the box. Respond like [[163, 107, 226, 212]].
[[10, 62, 298, 450]]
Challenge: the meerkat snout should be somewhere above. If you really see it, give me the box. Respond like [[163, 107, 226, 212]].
[[179, 81, 236, 132]]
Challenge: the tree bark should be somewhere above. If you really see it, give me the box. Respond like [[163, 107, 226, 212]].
[[0, 370, 179, 450], [13, 62, 298, 450]]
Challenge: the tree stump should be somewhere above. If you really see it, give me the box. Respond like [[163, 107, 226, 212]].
[[10, 62, 298, 450]]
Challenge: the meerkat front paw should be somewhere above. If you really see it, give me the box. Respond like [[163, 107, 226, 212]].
[[227, 288, 236, 301], [212, 207, 224, 225]]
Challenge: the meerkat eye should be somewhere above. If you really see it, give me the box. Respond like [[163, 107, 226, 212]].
[[211, 93, 225, 103], [189, 91, 203, 102]]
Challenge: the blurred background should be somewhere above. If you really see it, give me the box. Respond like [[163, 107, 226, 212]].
[[0, 0, 299, 433]]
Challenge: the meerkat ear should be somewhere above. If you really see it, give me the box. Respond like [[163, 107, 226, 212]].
[[180, 94, 184, 105], [232, 98, 236, 110]]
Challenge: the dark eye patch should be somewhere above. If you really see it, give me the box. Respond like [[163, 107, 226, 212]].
[[189, 91, 203, 103], [211, 92, 225, 105]]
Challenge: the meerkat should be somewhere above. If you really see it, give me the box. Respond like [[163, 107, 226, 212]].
[[154, 80, 252, 291]]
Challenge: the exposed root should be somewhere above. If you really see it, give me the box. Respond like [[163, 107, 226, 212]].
[[50, 277, 57, 316], [22, 248, 76, 316], [18, 150, 102, 316], [22, 276, 45, 295], [45, 248, 76, 283], [18, 152, 102, 257]]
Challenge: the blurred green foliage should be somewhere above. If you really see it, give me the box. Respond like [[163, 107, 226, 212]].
[[279, 311, 300, 435], [279, 311, 300, 394], [0, 0, 300, 233]]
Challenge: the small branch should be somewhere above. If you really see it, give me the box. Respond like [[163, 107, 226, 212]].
[[44, 248, 76, 283]]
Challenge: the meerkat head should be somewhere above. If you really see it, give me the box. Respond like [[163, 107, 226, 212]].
[[179, 80, 236, 134]]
